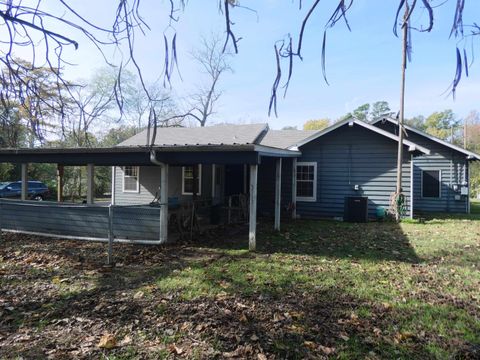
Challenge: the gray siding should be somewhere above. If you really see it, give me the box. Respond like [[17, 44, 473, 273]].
[[114, 164, 214, 205], [294, 124, 412, 219], [375, 122, 469, 213]]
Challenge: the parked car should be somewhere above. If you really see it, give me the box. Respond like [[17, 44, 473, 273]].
[[0, 181, 50, 201]]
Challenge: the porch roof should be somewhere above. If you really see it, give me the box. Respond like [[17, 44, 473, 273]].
[[0, 144, 301, 166]]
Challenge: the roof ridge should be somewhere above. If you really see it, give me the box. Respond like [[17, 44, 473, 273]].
[[374, 117, 480, 160]]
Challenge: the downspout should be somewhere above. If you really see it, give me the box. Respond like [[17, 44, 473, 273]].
[[150, 150, 165, 167]]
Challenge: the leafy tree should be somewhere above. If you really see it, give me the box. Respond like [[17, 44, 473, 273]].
[[101, 126, 139, 147], [303, 119, 330, 131], [370, 101, 393, 121], [282, 126, 298, 130], [405, 115, 426, 131], [352, 104, 370, 122], [424, 110, 460, 141]]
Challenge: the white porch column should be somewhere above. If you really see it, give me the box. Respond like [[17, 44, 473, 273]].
[[111, 166, 116, 205], [274, 158, 282, 231], [249, 164, 258, 251], [86, 164, 94, 205], [292, 158, 297, 219], [21, 163, 28, 201], [160, 164, 169, 243]]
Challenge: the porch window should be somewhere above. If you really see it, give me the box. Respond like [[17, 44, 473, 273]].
[[422, 170, 441, 198], [123, 166, 139, 192], [296, 162, 317, 202], [182, 165, 202, 195]]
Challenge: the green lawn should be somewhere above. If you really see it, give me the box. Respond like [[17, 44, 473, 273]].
[[0, 215, 479, 359]]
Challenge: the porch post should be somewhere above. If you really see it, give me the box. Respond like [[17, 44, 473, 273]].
[[57, 164, 64, 202], [274, 158, 282, 231], [21, 163, 28, 201], [160, 164, 169, 243], [249, 164, 258, 251], [292, 158, 297, 219], [86, 163, 94, 205], [211, 164, 216, 199]]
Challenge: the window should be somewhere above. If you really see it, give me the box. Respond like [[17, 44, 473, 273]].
[[123, 166, 139, 192], [182, 165, 202, 195], [422, 170, 441, 198], [296, 162, 317, 202]]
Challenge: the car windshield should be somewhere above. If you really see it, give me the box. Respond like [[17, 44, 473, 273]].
[[0, 182, 11, 189]]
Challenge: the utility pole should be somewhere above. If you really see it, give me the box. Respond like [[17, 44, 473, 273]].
[[464, 117, 468, 149], [395, 3, 409, 222]]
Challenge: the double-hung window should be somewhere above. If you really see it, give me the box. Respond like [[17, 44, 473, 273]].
[[182, 165, 202, 195], [296, 162, 317, 202], [123, 166, 139, 192], [422, 170, 441, 198]]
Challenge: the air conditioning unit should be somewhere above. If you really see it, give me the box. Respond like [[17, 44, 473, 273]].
[[460, 186, 469, 196], [344, 196, 368, 223]]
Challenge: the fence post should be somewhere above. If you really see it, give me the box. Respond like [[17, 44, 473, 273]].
[[0, 200, 2, 242], [107, 204, 114, 265]]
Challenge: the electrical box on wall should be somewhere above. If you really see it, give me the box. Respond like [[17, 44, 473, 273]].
[[455, 195, 461, 201], [460, 186, 469, 196]]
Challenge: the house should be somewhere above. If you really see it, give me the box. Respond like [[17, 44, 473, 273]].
[[0, 118, 478, 249], [112, 118, 479, 220]]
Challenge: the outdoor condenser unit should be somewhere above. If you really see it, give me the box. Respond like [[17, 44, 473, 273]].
[[344, 196, 368, 223]]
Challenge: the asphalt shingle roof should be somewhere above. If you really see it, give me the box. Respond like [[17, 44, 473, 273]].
[[118, 123, 268, 147], [259, 129, 318, 149]]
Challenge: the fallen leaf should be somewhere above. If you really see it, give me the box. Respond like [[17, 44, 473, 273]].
[[168, 344, 183, 355], [133, 291, 144, 299], [319, 345, 335, 355], [98, 334, 116, 349]]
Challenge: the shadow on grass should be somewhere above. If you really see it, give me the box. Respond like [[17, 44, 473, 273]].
[[194, 219, 421, 263]]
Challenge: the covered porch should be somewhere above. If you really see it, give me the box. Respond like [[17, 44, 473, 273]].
[[0, 144, 301, 251]]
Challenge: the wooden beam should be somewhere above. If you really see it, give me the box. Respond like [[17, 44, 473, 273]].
[[160, 164, 169, 243], [57, 164, 64, 202], [292, 158, 297, 219], [86, 164, 94, 205], [274, 158, 282, 231], [249, 164, 258, 251], [21, 163, 28, 201]]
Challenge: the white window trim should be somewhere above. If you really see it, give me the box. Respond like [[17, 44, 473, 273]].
[[296, 161, 317, 202], [122, 166, 140, 193], [182, 165, 202, 195], [421, 169, 442, 199]]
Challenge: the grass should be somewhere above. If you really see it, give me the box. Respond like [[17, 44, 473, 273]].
[[0, 211, 479, 359]]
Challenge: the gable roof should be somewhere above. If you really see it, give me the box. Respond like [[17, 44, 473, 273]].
[[289, 118, 430, 154], [372, 117, 480, 160], [118, 123, 268, 147], [259, 129, 318, 149]]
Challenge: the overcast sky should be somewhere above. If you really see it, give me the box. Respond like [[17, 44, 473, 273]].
[[37, 0, 480, 129]]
